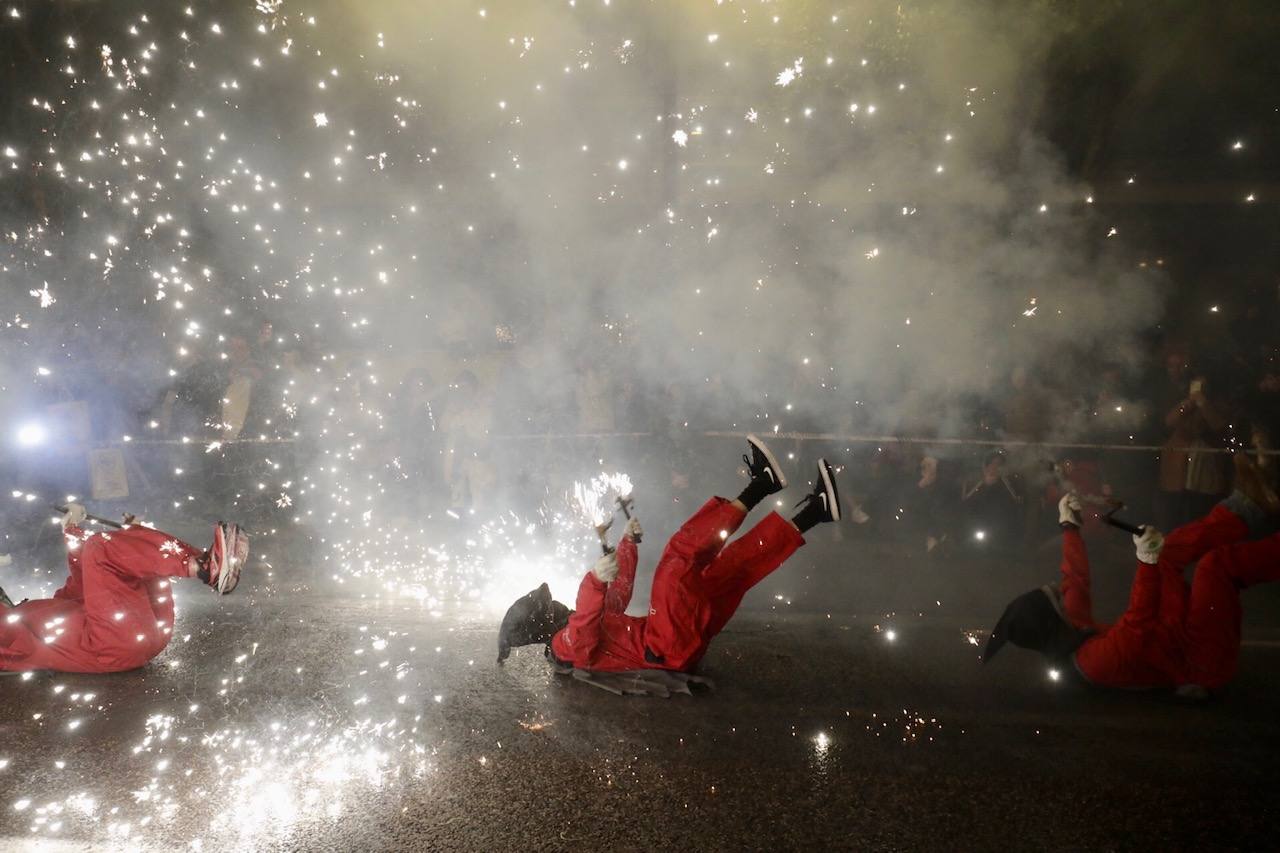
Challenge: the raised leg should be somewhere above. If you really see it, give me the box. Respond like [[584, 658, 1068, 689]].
[[655, 497, 747, 571], [644, 498, 749, 671], [1158, 503, 1249, 573], [1182, 532, 1280, 688], [700, 513, 804, 640]]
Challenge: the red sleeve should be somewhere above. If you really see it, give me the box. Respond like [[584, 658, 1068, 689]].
[[1114, 562, 1161, 634], [603, 537, 638, 614], [53, 527, 87, 602], [559, 570, 608, 665], [1059, 529, 1096, 628], [1064, 529, 1161, 635]]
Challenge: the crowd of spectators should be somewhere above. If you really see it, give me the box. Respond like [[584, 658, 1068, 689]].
[[6, 307, 1277, 560], [353, 327, 1280, 559], [855, 342, 1280, 557]]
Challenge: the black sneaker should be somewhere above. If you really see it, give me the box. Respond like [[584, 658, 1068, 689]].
[[796, 459, 842, 523], [744, 434, 787, 493]]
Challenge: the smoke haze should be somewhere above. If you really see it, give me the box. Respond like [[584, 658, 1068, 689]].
[[340, 0, 1163, 434], [0, 0, 1169, 608]]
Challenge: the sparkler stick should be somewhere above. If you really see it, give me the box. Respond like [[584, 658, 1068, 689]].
[[573, 472, 634, 552], [614, 494, 641, 543], [1101, 511, 1144, 537], [594, 518, 616, 556], [51, 504, 128, 530]]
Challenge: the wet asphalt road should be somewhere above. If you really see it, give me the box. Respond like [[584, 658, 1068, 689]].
[[3, 571, 1280, 852]]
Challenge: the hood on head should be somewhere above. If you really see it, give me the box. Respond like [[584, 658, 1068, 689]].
[[497, 582, 569, 663], [982, 585, 1084, 664]]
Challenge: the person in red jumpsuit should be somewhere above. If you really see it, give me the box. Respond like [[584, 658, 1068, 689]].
[[982, 454, 1280, 697], [0, 504, 249, 674], [497, 435, 842, 672]]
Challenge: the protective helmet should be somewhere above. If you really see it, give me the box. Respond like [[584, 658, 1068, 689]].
[[497, 583, 569, 663]]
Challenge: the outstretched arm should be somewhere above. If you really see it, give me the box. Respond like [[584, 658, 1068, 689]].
[[53, 506, 91, 601], [1056, 495, 1096, 628], [557, 551, 621, 665], [603, 521, 640, 614], [54, 525, 88, 602], [1114, 527, 1166, 634], [1059, 528, 1096, 628]]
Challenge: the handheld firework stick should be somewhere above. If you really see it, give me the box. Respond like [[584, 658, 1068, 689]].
[[572, 472, 633, 553], [1101, 508, 1145, 537], [52, 504, 130, 530], [614, 494, 642, 543], [594, 518, 616, 555]]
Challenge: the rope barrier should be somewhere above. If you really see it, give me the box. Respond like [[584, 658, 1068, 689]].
[[502, 429, 1275, 456], [102, 436, 299, 446], [700, 430, 1277, 456], [74, 430, 1273, 457]]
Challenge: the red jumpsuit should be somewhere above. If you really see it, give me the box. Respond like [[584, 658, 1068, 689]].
[[0, 525, 201, 673], [551, 497, 804, 672], [1062, 505, 1280, 689]]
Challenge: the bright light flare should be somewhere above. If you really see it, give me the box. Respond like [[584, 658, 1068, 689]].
[[15, 422, 48, 448]]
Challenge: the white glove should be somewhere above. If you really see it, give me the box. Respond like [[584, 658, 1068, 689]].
[[61, 503, 87, 531], [1133, 526, 1165, 565], [624, 516, 643, 542], [592, 551, 619, 583], [1058, 493, 1083, 528]]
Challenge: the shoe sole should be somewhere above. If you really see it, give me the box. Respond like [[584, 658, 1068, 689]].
[[211, 523, 245, 595], [221, 524, 248, 594], [817, 458, 841, 522], [746, 434, 787, 489]]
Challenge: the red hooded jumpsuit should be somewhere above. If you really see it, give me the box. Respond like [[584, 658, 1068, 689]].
[[551, 497, 804, 672], [1, 525, 203, 673], [1061, 504, 1280, 689]]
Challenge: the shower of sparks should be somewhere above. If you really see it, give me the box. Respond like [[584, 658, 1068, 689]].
[[0, 0, 1204, 847], [0, 4, 674, 845], [775, 57, 803, 87], [29, 283, 56, 308], [570, 471, 633, 527], [3, 629, 437, 848], [865, 709, 946, 744]]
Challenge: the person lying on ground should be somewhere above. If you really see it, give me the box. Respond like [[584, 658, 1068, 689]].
[[497, 434, 841, 673], [982, 454, 1280, 699], [1, 505, 249, 674]]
